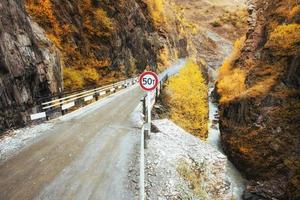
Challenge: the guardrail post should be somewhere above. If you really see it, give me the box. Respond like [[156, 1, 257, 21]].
[[159, 81, 163, 94], [142, 97, 146, 120], [144, 128, 148, 149]]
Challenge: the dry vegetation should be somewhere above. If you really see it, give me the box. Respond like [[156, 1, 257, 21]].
[[25, 0, 116, 90], [266, 23, 300, 55], [177, 160, 208, 199], [217, 1, 299, 104], [217, 37, 246, 103], [166, 61, 208, 139], [211, 8, 248, 30], [217, 35, 284, 103], [146, 0, 165, 26]]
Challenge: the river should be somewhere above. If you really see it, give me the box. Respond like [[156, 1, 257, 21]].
[[207, 86, 246, 199]]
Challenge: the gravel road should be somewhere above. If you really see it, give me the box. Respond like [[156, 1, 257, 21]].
[[0, 86, 143, 200]]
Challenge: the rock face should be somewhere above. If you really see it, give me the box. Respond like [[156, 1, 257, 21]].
[[146, 119, 231, 199], [218, 0, 300, 199], [25, 0, 188, 89], [0, 0, 187, 133], [0, 0, 62, 133]]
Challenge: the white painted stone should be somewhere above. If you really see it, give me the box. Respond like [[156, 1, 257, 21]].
[[30, 112, 46, 120], [99, 91, 106, 96], [84, 95, 93, 102], [62, 102, 75, 110]]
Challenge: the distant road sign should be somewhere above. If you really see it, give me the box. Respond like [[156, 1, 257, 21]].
[[139, 71, 159, 92]]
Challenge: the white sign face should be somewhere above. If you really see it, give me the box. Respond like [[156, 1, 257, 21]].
[[139, 72, 159, 92]]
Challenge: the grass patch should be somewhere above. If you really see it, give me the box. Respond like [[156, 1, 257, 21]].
[[177, 159, 209, 199]]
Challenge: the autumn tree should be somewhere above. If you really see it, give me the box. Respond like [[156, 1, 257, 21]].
[[166, 61, 208, 139]]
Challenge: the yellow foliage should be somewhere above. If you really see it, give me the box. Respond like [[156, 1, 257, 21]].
[[167, 61, 208, 139], [266, 24, 300, 52], [82, 68, 99, 84], [218, 36, 245, 79], [25, 0, 62, 35], [25, 0, 115, 90], [146, 0, 165, 25], [276, 4, 300, 20], [63, 68, 85, 90], [217, 68, 246, 103], [93, 9, 114, 31], [217, 36, 247, 103]]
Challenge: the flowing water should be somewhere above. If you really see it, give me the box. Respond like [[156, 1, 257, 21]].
[[207, 86, 246, 199]]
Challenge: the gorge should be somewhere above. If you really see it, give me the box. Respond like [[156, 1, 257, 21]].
[[0, 0, 299, 199]]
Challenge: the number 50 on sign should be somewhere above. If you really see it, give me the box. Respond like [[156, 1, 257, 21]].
[[139, 71, 159, 92]]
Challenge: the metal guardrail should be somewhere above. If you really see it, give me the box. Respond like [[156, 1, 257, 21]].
[[30, 77, 138, 121]]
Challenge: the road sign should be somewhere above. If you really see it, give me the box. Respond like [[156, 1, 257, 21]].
[[139, 71, 159, 92]]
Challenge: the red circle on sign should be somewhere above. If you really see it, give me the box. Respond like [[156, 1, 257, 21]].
[[139, 71, 159, 91]]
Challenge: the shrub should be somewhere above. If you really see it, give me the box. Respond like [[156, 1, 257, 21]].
[[266, 24, 300, 53], [217, 68, 246, 103], [210, 21, 222, 27], [82, 68, 99, 84], [93, 9, 113, 31], [146, 0, 165, 25], [218, 37, 245, 79], [25, 0, 115, 90], [166, 61, 208, 139], [177, 160, 208, 199], [63, 68, 84, 90], [217, 37, 247, 103]]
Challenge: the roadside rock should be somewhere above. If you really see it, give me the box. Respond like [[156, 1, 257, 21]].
[[0, 0, 62, 133], [145, 119, 231, 200]]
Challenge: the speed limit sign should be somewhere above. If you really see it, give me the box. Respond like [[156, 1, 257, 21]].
[[139, 71, 159, 92]]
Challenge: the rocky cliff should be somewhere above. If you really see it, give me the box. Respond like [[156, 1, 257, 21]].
[[0, 0, 62, 133], [0, 0, 187, 133], [217, 0, 300, 199], [25, 0, 187, 90]]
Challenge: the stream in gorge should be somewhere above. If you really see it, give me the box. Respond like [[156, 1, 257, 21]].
[[207, 86, 246, 199]]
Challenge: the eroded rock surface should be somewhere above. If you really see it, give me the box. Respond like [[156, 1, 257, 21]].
[[0, 0, 62, 133], [218, 0, 300, 199]]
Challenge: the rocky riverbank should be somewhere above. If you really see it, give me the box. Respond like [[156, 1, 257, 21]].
[[145, 119, 232, 199]]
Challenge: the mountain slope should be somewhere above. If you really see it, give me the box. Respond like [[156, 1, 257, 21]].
[[217, 0, 300, 199], [25, 0, 187, 90], [0, 0, 187, 133]]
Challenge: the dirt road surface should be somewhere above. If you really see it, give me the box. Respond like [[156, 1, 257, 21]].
[[0, 86, 143, 200]]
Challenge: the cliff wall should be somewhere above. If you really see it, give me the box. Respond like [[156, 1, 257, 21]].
[[0, 0, 62, 132], [217, 0, 300, 199]]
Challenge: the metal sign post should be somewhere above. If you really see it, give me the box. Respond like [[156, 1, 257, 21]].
[[138, 71, 159, 200], [139, 71, 159, 133], [147, 91, 151, 133]]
